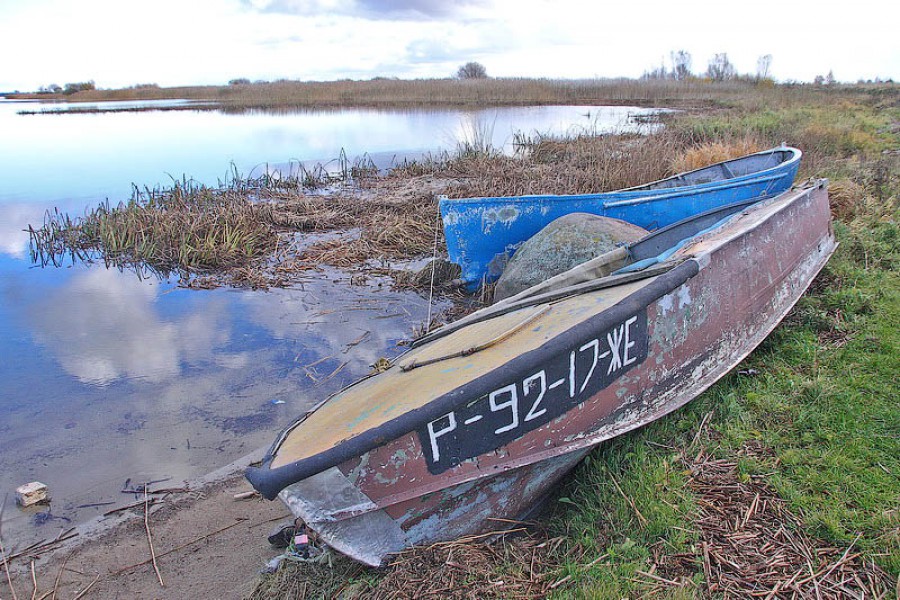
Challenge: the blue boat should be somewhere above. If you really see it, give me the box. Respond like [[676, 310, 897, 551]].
[[441, 146, 801, 289]]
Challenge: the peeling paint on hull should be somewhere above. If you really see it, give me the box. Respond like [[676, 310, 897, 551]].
[[250, 182, 834, 567]]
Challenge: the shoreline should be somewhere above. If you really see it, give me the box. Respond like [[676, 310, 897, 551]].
[[6, 445, 291, 599], [4, 86, 897, 596]]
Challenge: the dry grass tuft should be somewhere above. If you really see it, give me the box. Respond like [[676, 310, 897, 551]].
[[670, 138, 767, 173], [29, 183, 277, 278], [250, 531, 569, 599], [654, 443, 896, 598], [827, 178, 868, 221]]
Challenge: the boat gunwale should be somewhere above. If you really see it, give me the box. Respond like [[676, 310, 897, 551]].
[[439, 146, 800, 206], [417, 193, 774, 349]]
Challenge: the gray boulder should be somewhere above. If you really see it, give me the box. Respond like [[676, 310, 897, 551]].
[[493, 213, 648, 301]]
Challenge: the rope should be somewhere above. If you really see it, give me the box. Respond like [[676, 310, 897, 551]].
[[425, 209, 441, 334]]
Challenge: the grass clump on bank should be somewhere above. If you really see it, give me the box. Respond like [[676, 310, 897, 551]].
[[29, 179, 278, 282]]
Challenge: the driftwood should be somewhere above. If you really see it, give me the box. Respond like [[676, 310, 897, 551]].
[[103, 497, 161, 517], [112, 518, 248, 575], [143, 490, 164, 587], [2, 529, 78, 564]]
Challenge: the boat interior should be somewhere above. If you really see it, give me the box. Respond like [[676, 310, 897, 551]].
[[416, 194, 764, 347], [634, 148, 794, 191]]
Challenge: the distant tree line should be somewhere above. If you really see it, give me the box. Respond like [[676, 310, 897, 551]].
[[641, 51, 775, 83], [37, 80, 96, 95]]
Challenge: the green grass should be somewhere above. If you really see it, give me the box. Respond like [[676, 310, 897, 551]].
[[543, 150, 900, 596]]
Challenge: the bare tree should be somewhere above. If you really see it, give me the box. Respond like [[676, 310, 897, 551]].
[[641, 59, 668, 80], [456, 62, 488, 79], [671, 50, 692, 81], [825, 70, 836, 85], [756, 54, 773, 81], [706, 53, 736, 82]]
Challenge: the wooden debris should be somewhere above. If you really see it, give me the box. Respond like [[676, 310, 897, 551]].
[[112, 518, 248, 575], [103, 497, 161, 517], [653, 444, 895, 598], [233, 491, 259, 501], [0, 527, 18, 600], [143, 490, 164, 588]]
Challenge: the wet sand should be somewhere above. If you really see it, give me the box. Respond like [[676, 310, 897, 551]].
[[4, 450, 294, 599]]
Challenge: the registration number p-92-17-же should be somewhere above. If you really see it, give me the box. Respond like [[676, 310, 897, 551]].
[[417, 310, 649, 474]]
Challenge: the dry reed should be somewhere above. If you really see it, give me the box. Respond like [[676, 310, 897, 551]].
[[29, 182, 276, 278], [27, 127, 775, 291], [654, 443, 896, 598], [14, 79, 890, 115]]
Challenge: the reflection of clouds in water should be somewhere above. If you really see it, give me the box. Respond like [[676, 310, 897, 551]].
[[25, 268, 231, 385], [0, 203, 47, 258]]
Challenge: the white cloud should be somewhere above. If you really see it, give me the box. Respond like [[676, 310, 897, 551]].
[[0, 203, 46, 258], [0, 0, 896, 89]]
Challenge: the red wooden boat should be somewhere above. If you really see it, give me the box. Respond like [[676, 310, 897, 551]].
[[246, 180, 835, 566]]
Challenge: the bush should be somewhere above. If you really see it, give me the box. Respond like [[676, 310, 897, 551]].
[[456, 62, 488, 79], [62, 81, 96, 95]]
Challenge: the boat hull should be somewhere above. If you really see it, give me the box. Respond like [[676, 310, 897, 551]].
[[441, 147, 801, 289], [263, 182, 835, 566]]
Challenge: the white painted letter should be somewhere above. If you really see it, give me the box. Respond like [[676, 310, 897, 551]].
[[426, 412, 457, 462], [623, 315, 638, 366], [607, 326, 624, 374]]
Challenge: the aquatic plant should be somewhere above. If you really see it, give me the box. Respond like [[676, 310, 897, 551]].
[[29, 178, 277, 279]]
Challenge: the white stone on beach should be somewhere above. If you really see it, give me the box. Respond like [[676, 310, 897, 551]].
[[15, 481, 50, 507]]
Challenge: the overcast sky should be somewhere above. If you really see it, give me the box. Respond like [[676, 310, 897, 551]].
[[1, 0, 896, 91]]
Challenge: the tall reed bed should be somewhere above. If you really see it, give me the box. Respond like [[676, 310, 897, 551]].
[[17, 78, 885, 111]]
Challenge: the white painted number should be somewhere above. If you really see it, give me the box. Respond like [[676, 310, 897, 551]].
[[489, 384, 519, 434], [523, 371, 547, 422]]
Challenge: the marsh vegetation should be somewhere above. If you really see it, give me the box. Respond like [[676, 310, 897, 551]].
[[246, 82, 898, 598], [13, 76, 882, 112], [22, 79, 900, 597]]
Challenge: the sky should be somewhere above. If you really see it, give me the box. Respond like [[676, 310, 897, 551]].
[[0, 0, 897, 91]]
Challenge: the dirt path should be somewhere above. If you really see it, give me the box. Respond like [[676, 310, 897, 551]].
[[6, 457, 294, 599]]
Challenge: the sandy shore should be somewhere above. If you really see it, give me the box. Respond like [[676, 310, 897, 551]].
[[4, 451, 294, 599]]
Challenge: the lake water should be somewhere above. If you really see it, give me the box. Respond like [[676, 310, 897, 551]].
[[0, 99, 659, 547]]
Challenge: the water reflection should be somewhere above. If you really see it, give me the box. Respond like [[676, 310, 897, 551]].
[[24, 268, 230, 385], [0, 99, 654, 546], [0, 259, 431, 546], [0, 203, 46, 258], [0, 100, 659, 212]]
